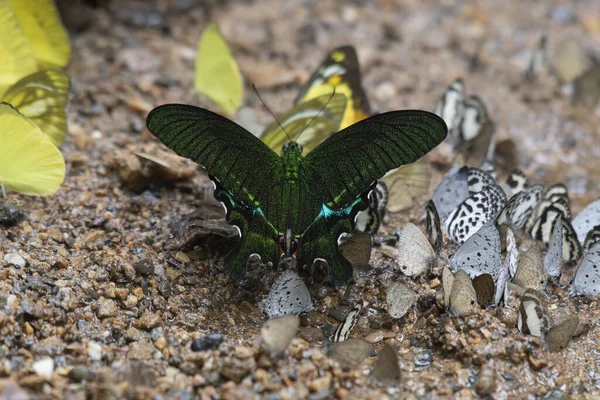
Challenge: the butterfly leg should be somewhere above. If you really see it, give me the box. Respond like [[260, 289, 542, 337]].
[[299, 217, 355, 286], [223, 208, 279, 282]]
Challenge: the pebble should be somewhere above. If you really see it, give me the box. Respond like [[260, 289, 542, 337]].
[[97, 299, 118, 318], [69, 365, 95, 382], [191, 333, 223, 352], [4, 252, 26, 268], [32, 358, 54, 380], [309, 374, 332, 393], [413, 348, 433, 367], [133, 258, 155, 275], [0, 202, 24, 227], [299, 327, 323, 343], [87, 341, 102, 361], [473, 365, 497, 395], [138, 311, 162, 330]]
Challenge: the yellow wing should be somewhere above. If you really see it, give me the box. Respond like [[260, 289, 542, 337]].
[[0, 2, 38, 96], [261, 93, 347, 154], [295, 46, 370, 129], [8, 0, 71, 69], [3, 69, 70, 103], [2, 85, 67, 146], [194, 23, 243, 116], [0, 103, 64, 195]]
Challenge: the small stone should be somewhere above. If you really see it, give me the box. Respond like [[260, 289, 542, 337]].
[[175, 251, 190, 263], [69, 365, 95, 382], [299, 327, 323, 343], [528, 353, 548, 371], [97, 299, 118, 319], [125, 327, 145, 342], [220, 357, 255, 383], [133, 258, 155, 275], [32, 358, 54, 380], [234, 347, 254, 359], [4, 252, 26, 267], [309, 374, 332, 393], [128, 341, 157, 360], [87, 341, 102, 361], [191, 333, 223, 352], [124, 295, 138, 308], [47, 228, 63, 242], [474, 365, 497, 395], [0, 202, 24, 227], [154, 336, 167, 350], [138, 311, 162, 330]]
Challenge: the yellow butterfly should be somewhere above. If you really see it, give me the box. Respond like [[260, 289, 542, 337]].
[[0, 2, 38, 96], [2, 69, 70, 146], [194, 23, 243, 116], [7, 0, 71, 69], [295, 46, 370, 130], [261, 93, 347, 154], [0, 103, 65, 196], [296, 46, 432, 214]]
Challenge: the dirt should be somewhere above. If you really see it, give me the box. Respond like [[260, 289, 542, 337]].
[[1, 0, 600, 398]]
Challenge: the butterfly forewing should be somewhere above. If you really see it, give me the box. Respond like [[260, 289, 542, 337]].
[[304, 110, 447, 210]]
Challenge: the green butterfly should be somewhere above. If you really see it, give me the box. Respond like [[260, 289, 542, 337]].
[[146, 105, 447, 285]]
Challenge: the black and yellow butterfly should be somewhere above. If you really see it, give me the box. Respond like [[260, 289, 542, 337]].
[[146, 104, 447, 285]]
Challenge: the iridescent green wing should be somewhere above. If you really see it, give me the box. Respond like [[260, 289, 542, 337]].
[[303, 110, 448, 210], [146, 105, 284, 280], [147, 104, 284, 210], [261, 93, 346, 154]]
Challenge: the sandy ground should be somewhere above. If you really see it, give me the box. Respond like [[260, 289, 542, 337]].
[[1, 0, 600, 398]]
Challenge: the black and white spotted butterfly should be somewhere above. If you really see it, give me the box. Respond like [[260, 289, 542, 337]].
[[517, 289, 549, 338], [450, 221, 502, 281], [425, 200, 443, 250], [432, 165, 469, 219], [569, 242, 600, 296], [583, 225, 600, 253], [572, 198, 600, 245], [467, 167, 496, 195], [354, 182, 388, 234], [529, 205, 582, 262], [526, 184, 572, 235], [331, 302, 364, 342], [505, 169, 529, 196], [497, 184, 543, 230], [445, 184, 507, 245], [435, 79, 465, 135]]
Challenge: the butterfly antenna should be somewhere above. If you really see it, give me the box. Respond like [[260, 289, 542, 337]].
[[252, 85, 293, 143], [294, 87, 337, 143]]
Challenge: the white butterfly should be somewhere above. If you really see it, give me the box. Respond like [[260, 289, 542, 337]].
[[395, 223, 437, 277], [544, 215, 563, 279], [386, 282, 417, 319], [572, 198, 600, 244], [265, 269, 313, 318], [569, 242, 600, 296], [450, 221, 502, 281], [432, 165, 469, 219]]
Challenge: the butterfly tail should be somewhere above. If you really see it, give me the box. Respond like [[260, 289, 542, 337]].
[[222, 208, 279, 282], [299, 218, 355, 286]]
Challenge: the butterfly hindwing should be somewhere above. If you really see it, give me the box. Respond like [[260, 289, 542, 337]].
[[261, 93, 347, 154]]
